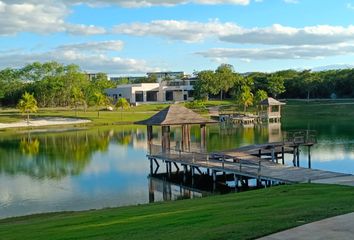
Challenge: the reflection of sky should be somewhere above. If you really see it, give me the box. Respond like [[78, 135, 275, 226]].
[[1, 124, 354, 219], [0, 135, 150, 219]]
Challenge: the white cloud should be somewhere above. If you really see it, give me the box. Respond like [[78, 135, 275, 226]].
[[221, 24, 354, 45], [196, 44, 354, 60], [0, 41, 156, 74], [113, 20, 354, 46], [0, 1, 67, 35], [56, 40, 124, 52], [283, 0, 299, 3], [65, 0, 250, 7], [113, 19, 241, 42], [65, 24, 107, 35], [0, 1, 105, 36]]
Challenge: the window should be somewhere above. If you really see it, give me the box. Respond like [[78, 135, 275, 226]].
[[188, 90, 194, 98], [146, 91, 158, 101], [113, 94, 118, 100], [271, 106, 279, 112], [165, 91, 173, 101], [135, 91, 144, 102]]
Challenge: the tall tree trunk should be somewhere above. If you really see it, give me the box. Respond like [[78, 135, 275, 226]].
[[220, 90, 223, 100]]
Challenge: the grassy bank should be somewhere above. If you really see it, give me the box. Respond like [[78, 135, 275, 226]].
[[0, 101, 236, 127], [0, 184, 354, 240]]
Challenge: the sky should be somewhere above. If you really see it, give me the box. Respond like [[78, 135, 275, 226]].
[[1, 0, 354, 76]]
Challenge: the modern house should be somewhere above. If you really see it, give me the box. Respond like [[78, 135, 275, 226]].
[[106, 72, 196, 105]]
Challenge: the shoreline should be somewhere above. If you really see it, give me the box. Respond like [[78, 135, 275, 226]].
[[0, 117, 91, 129]]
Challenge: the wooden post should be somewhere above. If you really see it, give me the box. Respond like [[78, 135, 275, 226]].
[[161, 126, 170, 152], [271, 147, 275, 162], [148, 177, 154, 203], [308, 145, 312, 169], [200, 124, 206, 152], [147, 125, 153, 154], [181, 124, 186, 152], [212, 170, 216, 182], [150, 158, 153, 175], [281, 146, 285, 165], [296, 146, 300, 167], [234, 174, 239, 188], [292, 147, 296, 167]]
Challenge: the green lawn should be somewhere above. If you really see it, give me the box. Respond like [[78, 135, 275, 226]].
[[0, 184, 353, 240]]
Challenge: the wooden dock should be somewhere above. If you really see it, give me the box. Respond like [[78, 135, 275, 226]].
[[147, 142, 352, 186]]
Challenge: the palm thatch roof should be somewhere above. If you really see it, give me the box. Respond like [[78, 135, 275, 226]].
[[260, 97, 285, 106], [135, 104, 218, 126]]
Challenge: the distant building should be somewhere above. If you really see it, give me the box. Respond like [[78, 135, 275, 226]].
[[105, 77, 196, 105], [86, 73, 100, 81], [147, 71, 185, 82]]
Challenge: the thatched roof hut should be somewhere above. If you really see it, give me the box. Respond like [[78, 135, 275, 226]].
[[136, 104, 217, 126], [260, 97, 285, 106]]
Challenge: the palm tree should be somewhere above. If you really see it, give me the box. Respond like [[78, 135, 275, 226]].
[[17, 92, 38, 124], [91, 92, 110, 118], [238, 86, 253, 113], [70, 87, 85, 116], [116, 98, 130, 120]]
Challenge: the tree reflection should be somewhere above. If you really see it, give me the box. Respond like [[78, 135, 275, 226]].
[[19, 136, 40, 155], [0, 128, 121, 179]]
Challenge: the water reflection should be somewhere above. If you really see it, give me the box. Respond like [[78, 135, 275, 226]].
[[0, 121, 353, 219]]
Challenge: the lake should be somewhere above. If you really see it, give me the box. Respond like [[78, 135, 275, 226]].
[[1, 114, 354, 219]]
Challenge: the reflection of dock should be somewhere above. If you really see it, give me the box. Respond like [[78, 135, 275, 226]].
[[148, 175, 206, 203]]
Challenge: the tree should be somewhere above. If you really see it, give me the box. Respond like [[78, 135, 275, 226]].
[[70, 87, 85, 116], [267, 74, 285, 98], [17, 92, 38, 124], [254, 89, 268, 105], [91, 92, 110, 118], [237, 85, 253, 112], [301, 70, 321, 102], [215, 64, 239, 100], [194, 70, 215, 100], [116, 98, 130, 120]]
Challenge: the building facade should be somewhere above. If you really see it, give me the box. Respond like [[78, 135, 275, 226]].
[[105, 77, 196, 105]]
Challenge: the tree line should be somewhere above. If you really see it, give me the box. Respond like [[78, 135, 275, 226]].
[[0, 61, 114, 108], [1, 61, 354, 110], [194, 64, 354, 102]]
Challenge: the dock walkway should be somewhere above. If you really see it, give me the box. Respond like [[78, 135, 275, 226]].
[[148, 142, 352, 185]]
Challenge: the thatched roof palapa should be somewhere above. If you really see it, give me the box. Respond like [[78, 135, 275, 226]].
[[260, 97, 285, 106], [135, 104, 218, 126]]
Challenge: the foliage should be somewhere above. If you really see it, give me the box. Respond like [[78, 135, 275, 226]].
[[215, 64, 240, 100], [184, 100, 207, 112], [91, 92, 111, 118], [236, 85, 254, 112], [254, 90, 268, 104], [1, 184, 354, 240], [17, 92, 38, 123], [116, 98, 130, 119]]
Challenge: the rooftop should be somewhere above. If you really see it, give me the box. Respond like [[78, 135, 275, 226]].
[[135, 104, 218, 126], [260, 97, 285, 106]]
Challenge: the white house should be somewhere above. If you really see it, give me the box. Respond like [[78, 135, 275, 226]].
[[105, 77, 196, 105]]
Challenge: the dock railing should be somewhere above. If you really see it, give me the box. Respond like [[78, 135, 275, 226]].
[[148, 144, 263, 175], [283, 130, 317, 145]]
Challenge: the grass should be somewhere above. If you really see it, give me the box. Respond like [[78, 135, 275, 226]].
[[0, 101, 232, 127], [0, 184, 353, 240]]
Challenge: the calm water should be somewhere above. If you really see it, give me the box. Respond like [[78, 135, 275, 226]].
[[0, 118, 354, 219]]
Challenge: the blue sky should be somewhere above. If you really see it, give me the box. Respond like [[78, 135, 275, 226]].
[[1, 0, 354, 75]]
